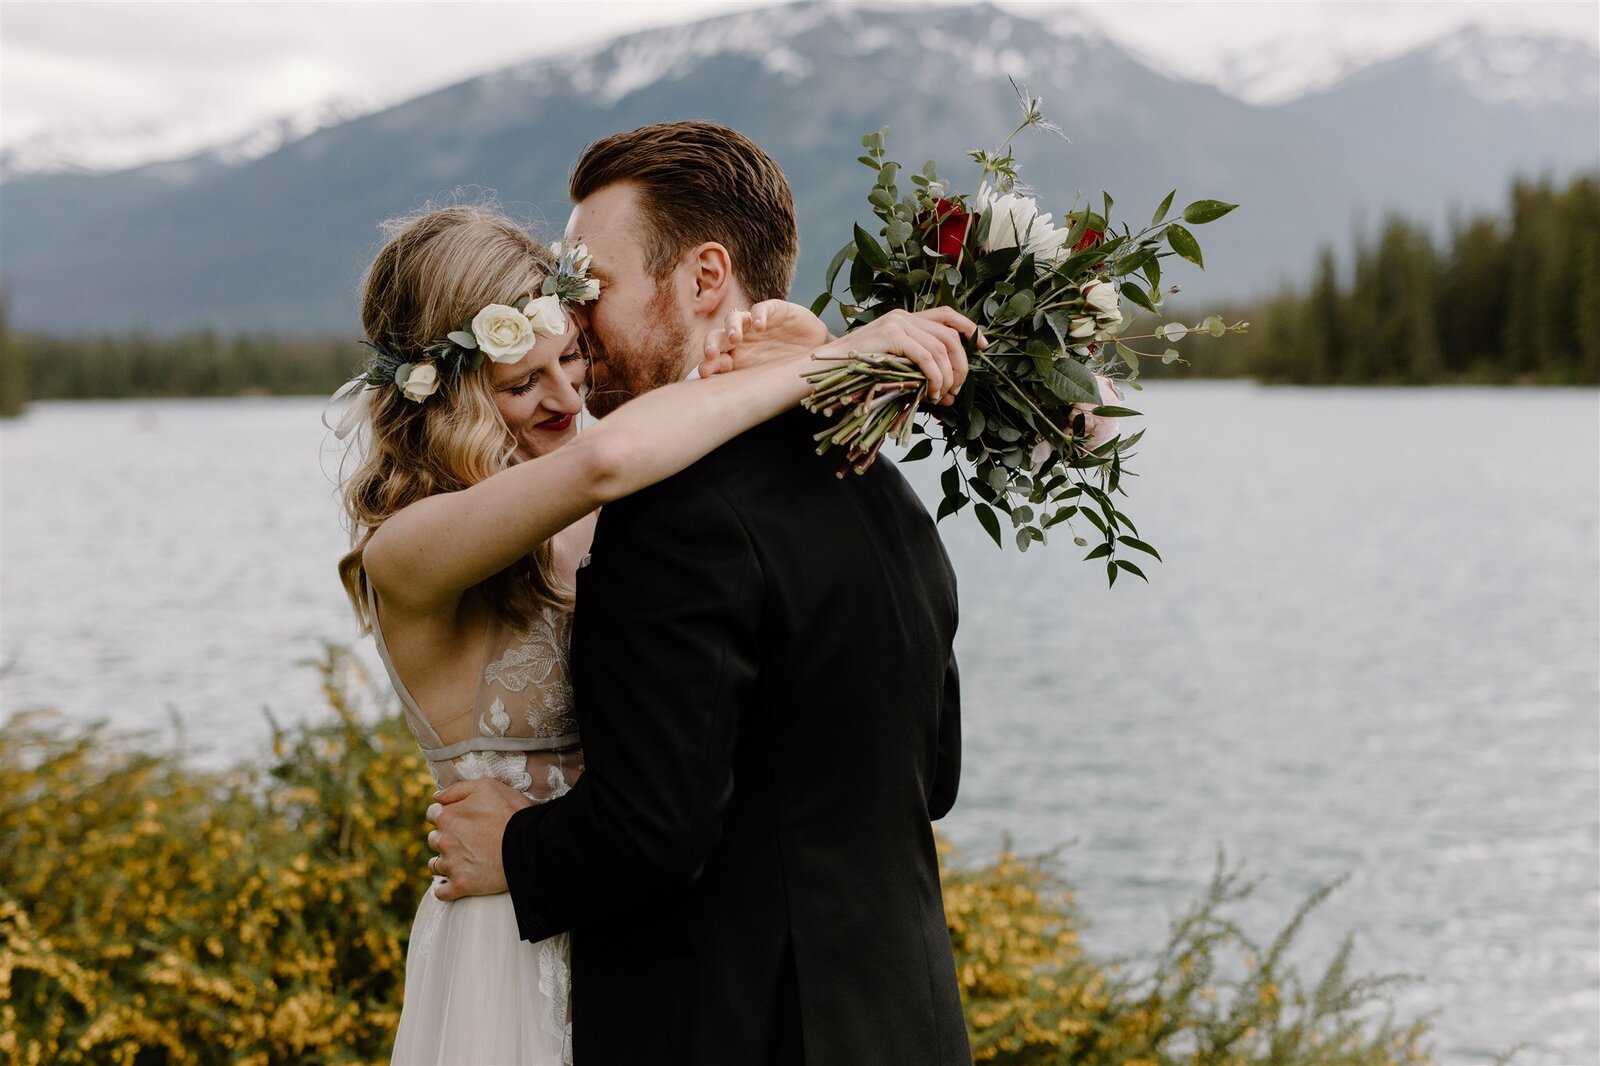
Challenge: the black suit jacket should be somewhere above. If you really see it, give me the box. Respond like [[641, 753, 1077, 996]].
[[503, 408, 969, 1065]]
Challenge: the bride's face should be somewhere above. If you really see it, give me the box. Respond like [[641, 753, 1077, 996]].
[[487, 329, 585, 460]]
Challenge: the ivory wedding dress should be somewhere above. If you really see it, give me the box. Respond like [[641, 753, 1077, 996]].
[[368, 582, 582, 1065]]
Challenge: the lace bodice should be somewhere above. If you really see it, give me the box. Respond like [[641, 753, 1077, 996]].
[[366, 582, 584, 799]]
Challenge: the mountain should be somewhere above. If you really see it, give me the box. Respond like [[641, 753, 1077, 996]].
[[1, 2, 1595, 335]]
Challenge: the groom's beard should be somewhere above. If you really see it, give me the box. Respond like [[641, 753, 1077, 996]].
[[585, 281, 692, 418]]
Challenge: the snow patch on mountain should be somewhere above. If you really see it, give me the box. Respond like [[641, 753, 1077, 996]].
[[0, 95, 376, 183], [1429, 24, 1600, 106]]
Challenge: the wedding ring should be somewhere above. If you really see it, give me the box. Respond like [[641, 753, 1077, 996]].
[[429, 855, 443, 877]]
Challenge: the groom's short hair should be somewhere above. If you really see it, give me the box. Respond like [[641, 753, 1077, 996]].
[[570, 121, 798, 303]]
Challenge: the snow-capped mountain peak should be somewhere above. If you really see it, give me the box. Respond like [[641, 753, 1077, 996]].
[[0, 94, 376, 183]]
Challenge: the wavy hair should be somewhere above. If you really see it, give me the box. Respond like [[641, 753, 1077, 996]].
[[337, 204, 568, 632]]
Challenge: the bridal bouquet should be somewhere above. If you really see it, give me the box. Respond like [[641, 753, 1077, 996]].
[[806, 86, 1245, 584]]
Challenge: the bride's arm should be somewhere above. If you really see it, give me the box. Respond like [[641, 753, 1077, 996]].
[[367, 304, 978, 612], [365, 354, 812, 612]]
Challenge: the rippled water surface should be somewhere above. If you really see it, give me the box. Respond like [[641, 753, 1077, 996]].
[[3, 385, 1596, 1063]]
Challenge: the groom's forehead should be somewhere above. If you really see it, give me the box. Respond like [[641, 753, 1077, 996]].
[[567, 183, 643, 246]]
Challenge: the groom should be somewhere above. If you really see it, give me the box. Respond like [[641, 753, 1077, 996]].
[[429, 121, 972, 1065]]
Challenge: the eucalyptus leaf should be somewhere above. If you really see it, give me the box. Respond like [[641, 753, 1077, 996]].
[[1117, 535, 1162, 561], [1045, 357, 1102, 404], [447, 330, 478, 350], [975, 503, 1003, 548], [825, 243, 854, 292], [854, 224, 891, 271], [1181, 199, 1238, 225], [1151, 189, 1176, 226], [1120, 282, 1155, 313], [1166, 224, 1204, 268]]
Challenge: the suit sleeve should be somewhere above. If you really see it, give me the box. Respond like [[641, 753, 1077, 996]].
[[928, 651, 962, 821], [502, 476, 762, 942]]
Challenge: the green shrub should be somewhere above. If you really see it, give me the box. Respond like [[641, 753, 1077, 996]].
[[1, 646, 1432, 1064]]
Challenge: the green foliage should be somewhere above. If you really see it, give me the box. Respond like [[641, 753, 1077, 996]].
[[944, 843, 1435, 1064], [1, 646, 1437, 1064], [16, 330, 359, 401], [0, 292, 28, 418], [810, 113, 1244, 582], [1163, 174, 1600, 385]]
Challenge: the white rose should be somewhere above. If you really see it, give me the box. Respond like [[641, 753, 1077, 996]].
[[577, 278, 601, 302], [1071, 374, 1123, 453], [398, 362, 439, 403], [1068, 316, 1098, 339], [1081, 278, 1121, 324], [471, 304, 538, 363], [524, 294, 569, 336]]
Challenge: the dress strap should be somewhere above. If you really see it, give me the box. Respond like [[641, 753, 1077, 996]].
[[365, 579, 446, 749]]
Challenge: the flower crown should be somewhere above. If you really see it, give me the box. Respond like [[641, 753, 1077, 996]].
[[344, 240, 599, 407]]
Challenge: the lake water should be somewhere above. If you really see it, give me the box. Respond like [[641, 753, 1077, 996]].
[[3, 384, 1597, 1063]]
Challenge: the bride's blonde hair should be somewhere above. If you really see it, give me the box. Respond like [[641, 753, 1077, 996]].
[[337, 204, 568, 632]]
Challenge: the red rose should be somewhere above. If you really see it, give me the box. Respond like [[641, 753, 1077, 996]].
[[1073, 227, 1105, 254], [925, 198, 971, 261]]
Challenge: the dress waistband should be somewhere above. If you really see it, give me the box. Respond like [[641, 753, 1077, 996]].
[[419, 733, 582, 761]]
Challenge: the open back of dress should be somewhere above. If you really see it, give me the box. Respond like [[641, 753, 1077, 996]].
[[366, 581, 583, 798]]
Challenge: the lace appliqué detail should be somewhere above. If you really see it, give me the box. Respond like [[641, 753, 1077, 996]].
[[544, 762, 573, 801], [451, 696, 534, 793], [484, 605, 579, 738], [538, 932, 574, 1065]]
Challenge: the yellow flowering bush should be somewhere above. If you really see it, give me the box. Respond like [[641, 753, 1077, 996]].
[[2, 646, 1432, 1064]]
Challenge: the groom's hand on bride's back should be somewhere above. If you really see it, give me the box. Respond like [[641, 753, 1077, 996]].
[[425, 778, 533, 901]]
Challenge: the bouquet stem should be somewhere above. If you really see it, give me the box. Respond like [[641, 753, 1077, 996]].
[[801, 352, 927, 476]]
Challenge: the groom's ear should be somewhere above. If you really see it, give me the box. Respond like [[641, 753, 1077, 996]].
[[685, 241, 737, 315]]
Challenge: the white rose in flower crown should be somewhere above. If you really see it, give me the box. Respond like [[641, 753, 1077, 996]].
[[398, 362, 439, 403], [978, 182, 1071, 266], [578, 278, 601, 302], [524, 294, 569, 336], [472, 304, 538, 363]]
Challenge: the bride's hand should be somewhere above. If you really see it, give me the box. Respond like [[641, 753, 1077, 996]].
[[700, 300, 830, 376], [817, 307, 985, 406], [702, 302, 985, 406]]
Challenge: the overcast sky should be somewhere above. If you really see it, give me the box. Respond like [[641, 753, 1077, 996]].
[[3, 0, 1596, 160]]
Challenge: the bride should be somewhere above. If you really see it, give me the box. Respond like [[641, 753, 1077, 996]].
[[331, 204, 969, 1063]]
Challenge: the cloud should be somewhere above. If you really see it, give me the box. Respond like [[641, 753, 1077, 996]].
[[2, 0, 1595, 160]]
